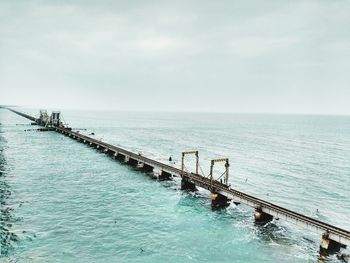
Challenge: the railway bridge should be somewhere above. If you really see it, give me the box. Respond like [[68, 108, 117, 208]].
[[7, 108, 350, 257]]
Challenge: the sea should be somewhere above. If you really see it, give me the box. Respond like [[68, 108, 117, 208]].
[[0, 108, 349, 262]]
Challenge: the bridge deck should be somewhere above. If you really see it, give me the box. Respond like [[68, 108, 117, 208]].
[[8, 108, 37, 122], [8, 109, 350, 247]]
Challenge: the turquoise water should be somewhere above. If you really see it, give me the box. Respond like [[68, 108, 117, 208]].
[[1, 108, 349, 262]]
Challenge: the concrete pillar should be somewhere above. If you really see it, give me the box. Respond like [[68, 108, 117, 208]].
[[159, 171, 172, 181], [181, 177, 197, 191], [124, 155, 130, 163], [254, 207, 273, 224], [135, 162, 144, 171], [319, 233, 345, 256], [211, 192, 231, 209]]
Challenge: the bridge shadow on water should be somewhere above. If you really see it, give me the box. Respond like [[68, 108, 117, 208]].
[[0, 131, 19, 257]]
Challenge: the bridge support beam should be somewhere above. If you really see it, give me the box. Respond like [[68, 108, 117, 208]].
[[211, 192, 231, 209], [319, 233, 346, 256], [181, 177, 197, 191], [159, 171, 172, 181], [254, 207, 273, 224]]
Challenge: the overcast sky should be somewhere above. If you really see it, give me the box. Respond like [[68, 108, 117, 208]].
[[0, 1, 349, 114]]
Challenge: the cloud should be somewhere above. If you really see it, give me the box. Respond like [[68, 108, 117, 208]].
[[227, 36, 299, 57], [136, 36, 178, 52], [0, 0, 349, 114]]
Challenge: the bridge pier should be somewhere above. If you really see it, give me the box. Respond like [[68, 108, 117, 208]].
[[124, 155, 130, 163], [134, 161, 145, 171], [211, 192, 231, 209], [254, 207, 273, 224], [181, 177, 197, 191], [159, 170, 172, 181], [319, 233, 346, 256]]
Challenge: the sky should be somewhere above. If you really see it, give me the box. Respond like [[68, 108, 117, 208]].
[[0, 0, 349, 114]]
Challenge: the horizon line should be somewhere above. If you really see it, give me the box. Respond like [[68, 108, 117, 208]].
[[3, 105, 350, 117]]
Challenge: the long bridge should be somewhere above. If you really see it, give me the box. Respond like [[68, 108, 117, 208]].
[[6, 108, 350, 257]]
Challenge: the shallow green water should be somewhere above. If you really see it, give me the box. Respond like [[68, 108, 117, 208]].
[[0, 108, 349, 262]]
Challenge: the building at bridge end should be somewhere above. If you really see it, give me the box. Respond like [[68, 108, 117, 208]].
[[37, 110, 64, 127]]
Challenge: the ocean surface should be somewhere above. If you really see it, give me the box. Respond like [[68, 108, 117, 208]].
[[0, 108, 349, 262]]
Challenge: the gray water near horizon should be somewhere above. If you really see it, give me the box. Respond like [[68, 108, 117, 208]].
[[0, 108, 349, 262]]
